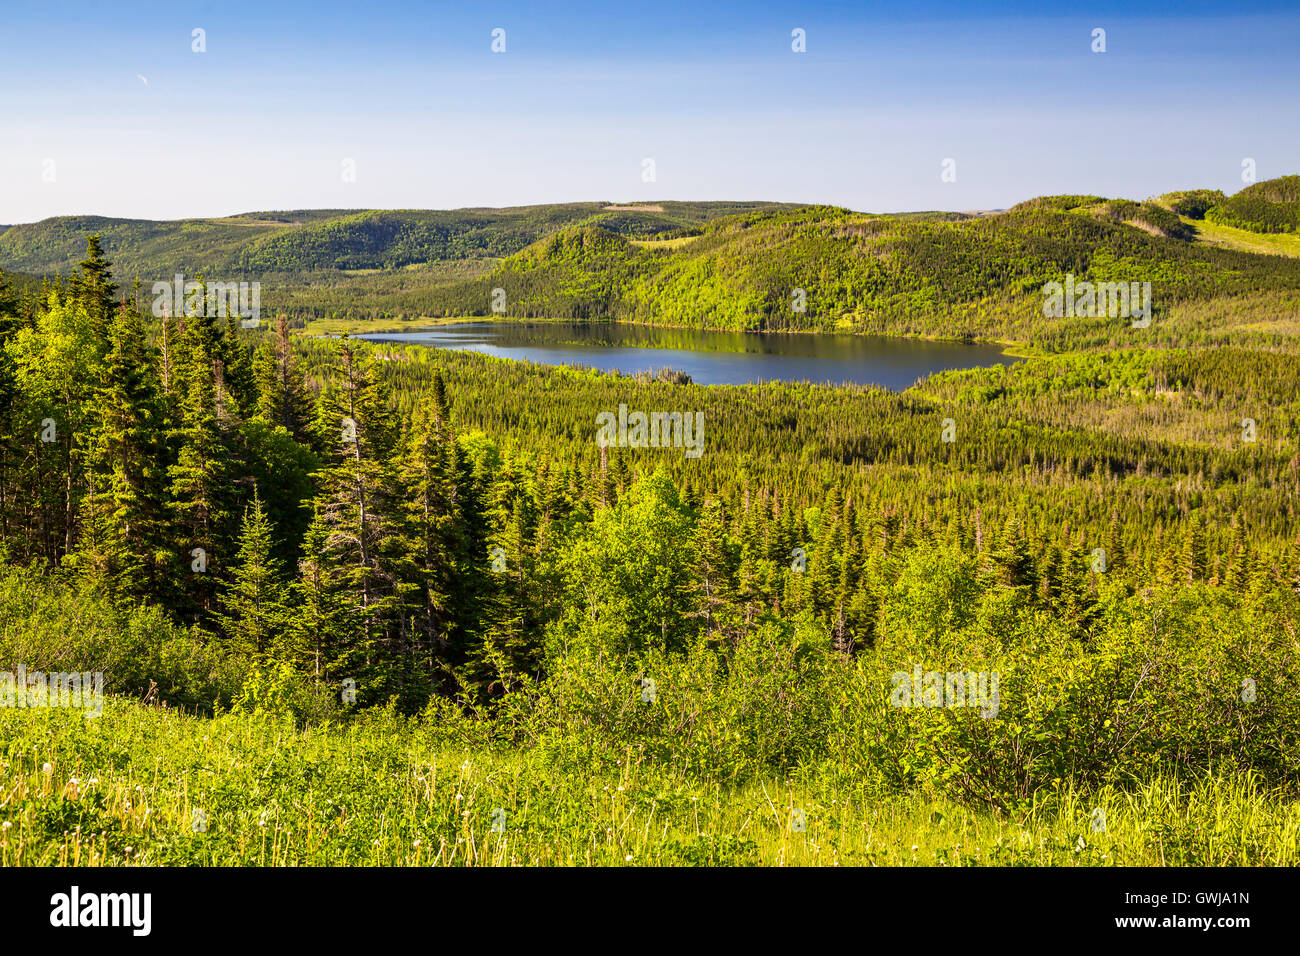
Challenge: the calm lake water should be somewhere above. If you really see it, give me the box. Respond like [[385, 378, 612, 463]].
[[358, 322, 1014, 389]]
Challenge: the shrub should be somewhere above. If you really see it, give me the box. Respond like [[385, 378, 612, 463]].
[[0, 563, 244, 711]]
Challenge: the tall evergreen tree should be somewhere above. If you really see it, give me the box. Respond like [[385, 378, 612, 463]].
[[253, 316, 313, 445], [72, 304, 169, 598], [0, 273, 24, 546], [69, 236, 117, 344], [219, 491, 288, 660], [1183, 513, 1208, 584], [289, 505, 356, 683], [311, 341, 404, 694], [395, 394, 460, 693], [167, 358, 236, 620], [690, 497, 738, 648]]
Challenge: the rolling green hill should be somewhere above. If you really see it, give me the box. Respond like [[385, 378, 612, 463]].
[[0, 202, 798, 278], [1205, 176, 1300, 234], [418, 193, 1300, 348], [4, 179, 1300, 346]]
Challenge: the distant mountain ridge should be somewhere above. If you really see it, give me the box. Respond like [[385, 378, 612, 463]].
[[413, 189, 1300, 339], [2, 179, 1298, 342], [0, 202, 801, 278]]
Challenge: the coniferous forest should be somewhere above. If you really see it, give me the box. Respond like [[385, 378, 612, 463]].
[[2, 207, 1299, 869]]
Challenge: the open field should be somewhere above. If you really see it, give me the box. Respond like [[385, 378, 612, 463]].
[[4, 702, 1296, 867], [1189, 217, 1300, 257]]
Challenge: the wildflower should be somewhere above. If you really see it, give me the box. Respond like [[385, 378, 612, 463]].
[[42, 762, 52, 774]]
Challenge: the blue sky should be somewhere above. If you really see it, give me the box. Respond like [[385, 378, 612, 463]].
[[2, 0, 1298, 221]]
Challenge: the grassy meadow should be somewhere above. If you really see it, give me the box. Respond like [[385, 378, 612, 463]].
[[6, 701, 1297, 867]]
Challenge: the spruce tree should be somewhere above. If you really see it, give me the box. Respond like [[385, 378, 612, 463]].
[[290, 505, 356, 683], [253, 316, 313, 444], [471, 490, 537, 695], [690, 497, 738, 647], [0, 273, 23, 543], [1183, 513, 1207, 584], [311, 342, 404, 693], [395, 395, 460, 693], [219, 491, 288, 661], [69, 236, 117, 344], [984, 517, 1036, 590], [167, 360, 235, 620], [1106, 510, 1126, 575], [74, 304, 169, 598]]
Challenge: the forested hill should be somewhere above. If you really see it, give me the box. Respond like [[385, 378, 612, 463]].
[[418, 195, 1300, 339], [0, 202, 800, 277], [3, 179, 1299, 342]]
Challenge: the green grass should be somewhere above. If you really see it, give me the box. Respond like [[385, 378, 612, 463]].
[[1189, 217, 1300, 257], [3, 700, 1296, 866], [628, 236, 700, 250], [296, 314, 465, 336]]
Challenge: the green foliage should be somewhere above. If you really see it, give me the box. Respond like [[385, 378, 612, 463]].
[[2, 221, 1299, 867], [8, 186, 1299, 335], [1162, 189, 1225, 219], [8, 699, 1298, 866], [416, 201, 1300, 338], [1206, 176, 1300, 234], [0, 564, 241, 710], [218, 492, 289, 661]]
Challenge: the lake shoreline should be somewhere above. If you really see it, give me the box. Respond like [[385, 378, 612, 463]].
[[302, 314, 1029, 355], [344, 319, 1019, 389]]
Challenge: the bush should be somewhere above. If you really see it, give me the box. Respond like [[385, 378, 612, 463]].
[[855, 583, 1300, 809], [1164, 189, 1225, 219], [509, 614, 840, 784], [0, 563, 244, 711]]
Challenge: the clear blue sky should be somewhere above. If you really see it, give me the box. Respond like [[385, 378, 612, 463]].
[[2, 0, 1297, 221]]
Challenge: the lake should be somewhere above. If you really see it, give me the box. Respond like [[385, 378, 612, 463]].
[[357, 322, 1014, 389]]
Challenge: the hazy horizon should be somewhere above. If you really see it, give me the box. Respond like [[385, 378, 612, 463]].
[[4, 0, 1299, 223], [0, 176, 1274, 227]]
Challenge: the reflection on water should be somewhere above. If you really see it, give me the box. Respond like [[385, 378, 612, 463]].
[[357, 322, 1014, 389]]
